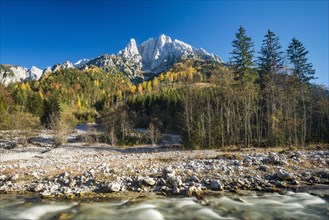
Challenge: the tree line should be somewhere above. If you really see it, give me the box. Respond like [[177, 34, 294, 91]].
[[0, 26, 328, 148], [102, 26, 328, 148]]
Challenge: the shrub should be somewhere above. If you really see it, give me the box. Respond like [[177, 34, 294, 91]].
[[2, 111, 41, 146], [7, 111, 41, 131], [48, 112, 77, 146]]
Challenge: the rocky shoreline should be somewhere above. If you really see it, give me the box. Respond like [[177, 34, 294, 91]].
[[1, 131, 329, 200]]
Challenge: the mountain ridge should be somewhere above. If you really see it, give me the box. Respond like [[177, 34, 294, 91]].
[[0, 34, 222, 85]]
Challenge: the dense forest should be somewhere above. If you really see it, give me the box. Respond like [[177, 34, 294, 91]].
[[1, 27, 328, 148]]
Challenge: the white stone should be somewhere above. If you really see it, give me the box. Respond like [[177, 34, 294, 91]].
[[277, 169, 294, 180], [143, 176, 156, 186], [108, 182, 121, 192], [0, 175, 7, 181]]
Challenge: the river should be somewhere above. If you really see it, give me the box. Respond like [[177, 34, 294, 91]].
[[1, 191, 328, 220]]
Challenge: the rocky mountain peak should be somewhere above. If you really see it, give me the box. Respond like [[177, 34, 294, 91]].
[[29, 66, 43, 79], [0, 65, 43, 86], [157, 34, 172, 48], [51, 61, 74, 72], [74, 58, 90, 67], [30, 66, 40, 71], [119, 38, 142, 67], [119, 39, 138, 56], [117, 34, 222, 75], [126, 39, 139, 56]]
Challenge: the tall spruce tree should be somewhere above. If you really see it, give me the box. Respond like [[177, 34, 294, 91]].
[[230, 26, 255, 78], [287, 38, 316, 82], [258, 30, 284, 75], [257, 30, 284, 145]]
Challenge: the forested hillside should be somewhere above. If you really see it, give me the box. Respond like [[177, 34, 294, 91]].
[[1, 27, 328, 148]]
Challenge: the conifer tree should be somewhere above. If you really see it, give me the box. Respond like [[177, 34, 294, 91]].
[[230, 26, 255, 78], [26, 92, 44, 117], [258, 30, 284, 144], [258, 30, 284, 75], [287, 38, 316, 82]]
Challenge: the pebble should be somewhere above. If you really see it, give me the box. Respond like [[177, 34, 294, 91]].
[[31, 172, 40, 179], [291, 179, 299, 185], [173, 176, 183, 187], [276, 169, 294, 181], [62, 187, 72, 195], [34, 183, 44, 192], [258, 165, 270, 172], [187, 186, 198, 196], [173, 186, 181, 194], [243, 156, 253, 166], [0, 175, 7, 181], [210, 180, 223, 191], [158, 178, 166, 186], [108, 182, 121, 192], [143, 177, 156, 186], [191, 175, 200, 183], [50, 184, 60, 193], [263, 152, 287, 165], [164, 166, 176, 179], [11, 174, 19, 181]]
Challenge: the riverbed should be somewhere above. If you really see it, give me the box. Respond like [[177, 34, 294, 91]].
[[0, 129, 328, 219]]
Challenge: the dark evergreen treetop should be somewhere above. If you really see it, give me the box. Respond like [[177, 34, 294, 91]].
[[287, 38, 316, 82], [230, 26, 255, 77], [258, 30, 284, 75]]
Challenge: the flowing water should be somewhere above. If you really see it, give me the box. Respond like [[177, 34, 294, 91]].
[[1, 191, 328, 220]]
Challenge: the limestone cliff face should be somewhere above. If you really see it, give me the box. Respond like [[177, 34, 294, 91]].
[[0, 65, 43, 86], [118, 34, 222, 75]]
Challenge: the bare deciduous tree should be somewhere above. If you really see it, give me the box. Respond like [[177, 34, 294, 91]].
[[147, 120, 162, 145], [48, 113, 72, 147]]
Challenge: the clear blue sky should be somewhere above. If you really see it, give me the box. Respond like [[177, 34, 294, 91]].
[[1, 0, 328, 86]]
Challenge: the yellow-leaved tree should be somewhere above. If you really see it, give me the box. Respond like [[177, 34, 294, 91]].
[[147, 81, 152, 93], [130, 85, 137, 94], [138, 84, 143, 95], [152, 77, 159, 91]]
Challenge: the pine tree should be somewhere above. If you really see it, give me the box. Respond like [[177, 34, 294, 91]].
[[27, 92, 44, 117], [258, 30, 284, 75], [230, 26, 255, 78], [258, 31, 284, 144], [42, 96, 61, 126], [287, 38, 316, 82]]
